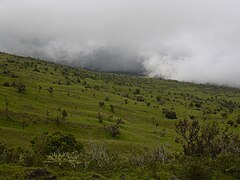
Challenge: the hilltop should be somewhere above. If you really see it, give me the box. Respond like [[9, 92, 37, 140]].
[[0, 52, 240, 179]]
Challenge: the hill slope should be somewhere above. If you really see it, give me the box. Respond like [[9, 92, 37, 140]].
[[0, 52, 240, 179]]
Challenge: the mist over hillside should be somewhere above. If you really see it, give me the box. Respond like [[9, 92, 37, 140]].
[[1, 0, 240, 87]]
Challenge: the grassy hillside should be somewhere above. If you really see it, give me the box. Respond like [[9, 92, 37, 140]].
[[0, 52, 240, 179]]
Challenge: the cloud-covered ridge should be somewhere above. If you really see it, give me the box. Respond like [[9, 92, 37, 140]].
[[1, 0, 240, 87]]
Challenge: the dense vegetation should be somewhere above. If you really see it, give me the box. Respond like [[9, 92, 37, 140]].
[[0, 52, 240, 179]]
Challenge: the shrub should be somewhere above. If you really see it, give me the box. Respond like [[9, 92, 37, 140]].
[[30, 131, 84, 157], [98, 112, 103, 123], [175, 119, 240, 158], [227, 120, 234, 126], [136, 96, 144, 102], [45, 152, 82, 168], [165, 111, 177, 119], [109, 104, 114, 112], [99, 101, 105, 108], [0, 145, 24, 164], [156, 96, 161, 102], [195, 102, 202, 108], [48, 87, 53, 95], [19, 150, 43, 167], [177, 156, 213, 180], [3, 82, 10, 87], [124, 99, 129, 105], [116, 118, 124, 125], [133, 88, 141, 94], [236, 117, 240, 124], [16, 81, 26, 94], [62, 110, 68, 119], [106, 124, 120, 137], [129, 146, 170, 175], [86, 143, 118, 169]]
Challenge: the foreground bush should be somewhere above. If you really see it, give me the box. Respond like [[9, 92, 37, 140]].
[[30, 131, 84, 157], [45, 152, 83, 168], [175, 119, 240, 158], [0, 143, 42, 166]]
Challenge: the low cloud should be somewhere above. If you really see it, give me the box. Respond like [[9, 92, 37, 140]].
[[1, 0, 240, 87]]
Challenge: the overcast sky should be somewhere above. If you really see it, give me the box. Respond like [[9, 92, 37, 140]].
[[1, 0, 240, 87]]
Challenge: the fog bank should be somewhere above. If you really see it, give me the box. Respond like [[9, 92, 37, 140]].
[[1, 0, 240, 87]]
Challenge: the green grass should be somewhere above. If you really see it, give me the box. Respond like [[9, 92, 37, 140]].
[[0, 52, 240, 179]]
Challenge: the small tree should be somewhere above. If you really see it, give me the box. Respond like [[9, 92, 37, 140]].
[[236, 115, 240, 124], [5, 97, 9, 120], [3, 82, 10, 87], [99, 101, 105, 108], [175, 119, 240, 158], [133, 88, 141, 94], [106, 124, 120, 137], [116, 118, 124, 125], [48, 87, 53, 96], [164, 110, 177, 119], [136, 96, 144, 102], [109, 104, 114, 113], [38, 85, 42, 92], [17, 81, 26, 94], [98, 112, 103, 123], [62, 110, 68, 120], [30, 131, 84, 157]]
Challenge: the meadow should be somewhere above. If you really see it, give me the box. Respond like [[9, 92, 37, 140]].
[[0, 52, 240, 179]]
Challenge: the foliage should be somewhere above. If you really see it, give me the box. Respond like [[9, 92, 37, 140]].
[[163, 109, 177, 119], [30, 131, 84, 157], [175, 119, 240, 158], [45, 152, 82, 168], [1, 53, 240, 178], [105, 124, 120, 137], [3, 82, 10, 87], [86, 143, 118, 169], [16, 81, 25, 94], [99, 101, 105, 108]]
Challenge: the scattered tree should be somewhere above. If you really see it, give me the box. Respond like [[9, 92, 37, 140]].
[[109, 104, 114, 112], [48, 87, 53, 96], [16, 81, 26, 94], [99, 101, 105, 108]]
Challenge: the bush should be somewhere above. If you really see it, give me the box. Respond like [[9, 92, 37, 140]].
[[45, 152, 82, 168], [165, 111, 177, 119], [195, 102, 202, 108], [109, 104, 114, 112], [175, 119, 240, 158], [129, 146, 170, 177], [86, 143, 117, 169], [30, 131, 84, 157], [236, 118, 240, 124], [48, 87, 53, 95], [177, 156, 213, 180], [62, 110, 68, 119], [19, 150, 43, 167], [0, 144, 24, 164], [105, 124, 120, 137], [16, 81, 26, 94], [136, 96, 144, 102], [3, 82, 10, 87], [116, 118, 124, 125], [99, 101, 105, 108], [227, 120, 234, 126], [133, 88, 141, 94]]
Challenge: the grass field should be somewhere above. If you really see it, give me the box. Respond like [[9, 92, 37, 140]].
[[1, 52, 240, 179]]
